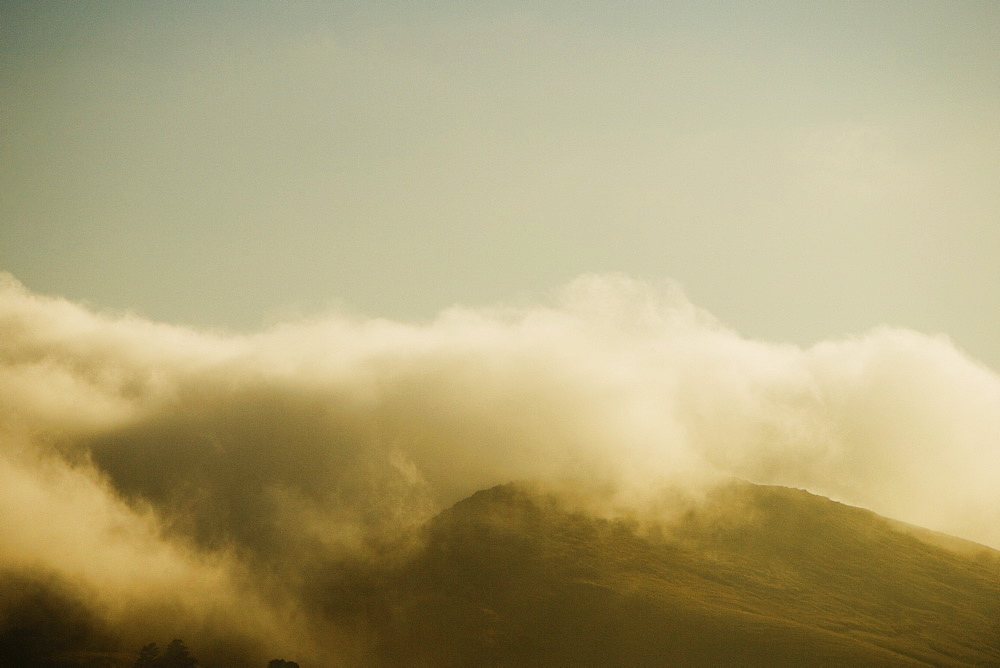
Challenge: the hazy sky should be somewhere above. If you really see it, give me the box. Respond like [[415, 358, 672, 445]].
[[2, 1, 998, 366], [1, 7, 999, 655]]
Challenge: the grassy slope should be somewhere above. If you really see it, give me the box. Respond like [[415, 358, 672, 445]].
[[4, 481, 1000, 666], [361, 482, 1000, 666]]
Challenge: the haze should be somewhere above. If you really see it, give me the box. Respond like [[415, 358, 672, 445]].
[[2, 3, 999, 662], [3, 271, 1000, 662], [2, 1, 998, 367]]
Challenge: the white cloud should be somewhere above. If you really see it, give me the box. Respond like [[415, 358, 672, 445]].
[[2, 271, 999, 658]]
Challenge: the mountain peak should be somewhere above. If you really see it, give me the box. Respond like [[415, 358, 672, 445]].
[[393, 479, 1000, 666]]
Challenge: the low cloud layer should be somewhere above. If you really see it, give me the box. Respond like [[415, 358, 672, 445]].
[[1, 272, 998, 662]]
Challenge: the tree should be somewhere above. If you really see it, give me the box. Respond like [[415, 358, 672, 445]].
[[134, 639, 198, 667], [134, 643, 160, 668], [267, 660, 300, 668], [160, 639, 197, 667]]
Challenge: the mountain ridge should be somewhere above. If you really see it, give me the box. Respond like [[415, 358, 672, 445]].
[[362, 480, 1000, 666], [2, 480, 999, 666]]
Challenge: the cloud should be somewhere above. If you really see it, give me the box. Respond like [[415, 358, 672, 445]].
[[1, 271, 999, 660]]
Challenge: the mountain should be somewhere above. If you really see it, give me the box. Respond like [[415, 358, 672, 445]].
[[338, 481, 1000, 666], [3, 481, 999, 666]]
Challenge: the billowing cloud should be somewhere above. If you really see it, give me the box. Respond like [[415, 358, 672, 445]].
[[1, 271, 998, 661]]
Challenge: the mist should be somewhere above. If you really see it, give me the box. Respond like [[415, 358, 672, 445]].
[[1, 271, 999, 662]]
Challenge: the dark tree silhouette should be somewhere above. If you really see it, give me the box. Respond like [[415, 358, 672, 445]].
[[134, 642, 160, 668], [134, 638, 198, 667], [160, 638, 198, 667], [268, 660, 300, 668]]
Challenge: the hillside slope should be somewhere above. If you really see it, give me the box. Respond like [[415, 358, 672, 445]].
[[337, 481, 1000, 666], [3, 481, 999, 666]]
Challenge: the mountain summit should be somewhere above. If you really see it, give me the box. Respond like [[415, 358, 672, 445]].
[[354, 481, 1000, 666]]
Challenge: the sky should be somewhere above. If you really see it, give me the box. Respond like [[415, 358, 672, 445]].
[[1, 5, 999, 659], [2, 0, 998, 367]]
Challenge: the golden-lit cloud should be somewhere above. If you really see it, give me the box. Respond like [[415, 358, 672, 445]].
[[1, 271, 999, 661]]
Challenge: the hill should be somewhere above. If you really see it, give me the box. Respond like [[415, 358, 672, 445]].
[[331, 481, 1000, 666], [3, 481, 999, 665]]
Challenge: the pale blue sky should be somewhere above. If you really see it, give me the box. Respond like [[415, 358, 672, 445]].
[[2, 1, 998, 365]]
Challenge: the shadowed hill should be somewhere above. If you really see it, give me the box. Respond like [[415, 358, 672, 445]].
[[339, 481, 1000, 666], [3, 482, 1000, 665]]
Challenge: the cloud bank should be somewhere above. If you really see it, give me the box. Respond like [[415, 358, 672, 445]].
[[1, 271, 998, 661]]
